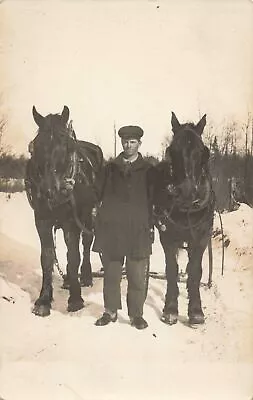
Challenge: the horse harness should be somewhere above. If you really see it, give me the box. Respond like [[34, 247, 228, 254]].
[[25, 125, 96, 236], [154, 165, 215, 241]]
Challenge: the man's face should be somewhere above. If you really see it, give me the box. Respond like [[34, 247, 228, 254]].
[[121, 138, 141, 158]]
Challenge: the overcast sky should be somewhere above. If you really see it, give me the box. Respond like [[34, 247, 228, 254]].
[[1, 0, 253, 157]]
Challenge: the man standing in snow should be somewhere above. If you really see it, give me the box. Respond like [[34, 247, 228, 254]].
[[93, 125, 155, 329]]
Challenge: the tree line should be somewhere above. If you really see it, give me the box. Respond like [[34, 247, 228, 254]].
[[0, 113, 253, 210], [204, 116, 253, 210]]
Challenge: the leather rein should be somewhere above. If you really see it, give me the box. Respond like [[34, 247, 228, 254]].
[[154, 166, 215, 239], [25, 126, 94, 235]]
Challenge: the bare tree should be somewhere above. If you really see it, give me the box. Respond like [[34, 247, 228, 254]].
[[0, 116, 7, 155], [203, 121, 215, 150], [0, 92, 7, 155], [220, 121, 238, 156]]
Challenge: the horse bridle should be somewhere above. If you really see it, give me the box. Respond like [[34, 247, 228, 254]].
[[155, 130, 214, 238], [26, 122, 95, 235], [154, 189, 215, 236]]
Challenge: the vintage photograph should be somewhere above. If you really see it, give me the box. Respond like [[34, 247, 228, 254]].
[[0, 1, 253, 399]]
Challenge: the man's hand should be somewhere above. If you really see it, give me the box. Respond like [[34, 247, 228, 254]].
[[92, 206, 98, 218], [91, 206, 98, 230]]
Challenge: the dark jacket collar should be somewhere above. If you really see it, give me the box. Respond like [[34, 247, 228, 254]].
[[111, 152, 147, 171]]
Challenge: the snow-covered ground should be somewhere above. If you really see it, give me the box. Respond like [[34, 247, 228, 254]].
[[0, 193, 253, 400]]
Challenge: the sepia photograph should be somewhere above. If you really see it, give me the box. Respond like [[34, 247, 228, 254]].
[[0, 1, 253, 399]]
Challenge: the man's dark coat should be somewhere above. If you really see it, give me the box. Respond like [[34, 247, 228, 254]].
[[93, 153, 155, 259]]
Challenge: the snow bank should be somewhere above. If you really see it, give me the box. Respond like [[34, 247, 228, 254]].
[[213, 203, 253, 271], [0, 194, 253, 400]]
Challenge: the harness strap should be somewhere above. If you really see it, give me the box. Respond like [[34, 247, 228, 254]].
[[69, 193, 94, 236], [155, 203, 214, 233], [52, 226, 65, 279]]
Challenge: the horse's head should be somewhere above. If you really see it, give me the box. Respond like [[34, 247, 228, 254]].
[[31, 105, 78, 206], [165, 112, 211, 208]]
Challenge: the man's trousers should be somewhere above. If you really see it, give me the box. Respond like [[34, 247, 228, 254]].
[[102, 255, 150, 318]]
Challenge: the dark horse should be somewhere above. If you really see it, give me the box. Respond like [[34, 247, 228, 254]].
[[154, 112, 215, 325], [25, 106, 103, 316]]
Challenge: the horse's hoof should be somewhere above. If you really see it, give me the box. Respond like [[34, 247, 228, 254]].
[[188, 314, 205, 325], [79, 278, 93, 287], [67, 299, 85, 312], [160, 312, 178, 325], [32, 304, 51, 317]]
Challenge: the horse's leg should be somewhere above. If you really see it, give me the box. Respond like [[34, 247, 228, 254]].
[[160, 236, 179, 325], [33, 218, 54, 317], [62, 222, 84, 312], [61, 229, 93, 290], [186, 241, 207, 324], [80, 215, 93, 287]]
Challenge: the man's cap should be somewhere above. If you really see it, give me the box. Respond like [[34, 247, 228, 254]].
[[118, 125, 144, 140]]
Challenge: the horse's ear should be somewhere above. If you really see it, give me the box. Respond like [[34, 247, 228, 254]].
[[196, 114, 207, 135], [67, 120, 77, 140], [72, 130, 77, 140], [61, 106, 70, 124], [32, 106, 44, 127], [171, 112, 181, 134]]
